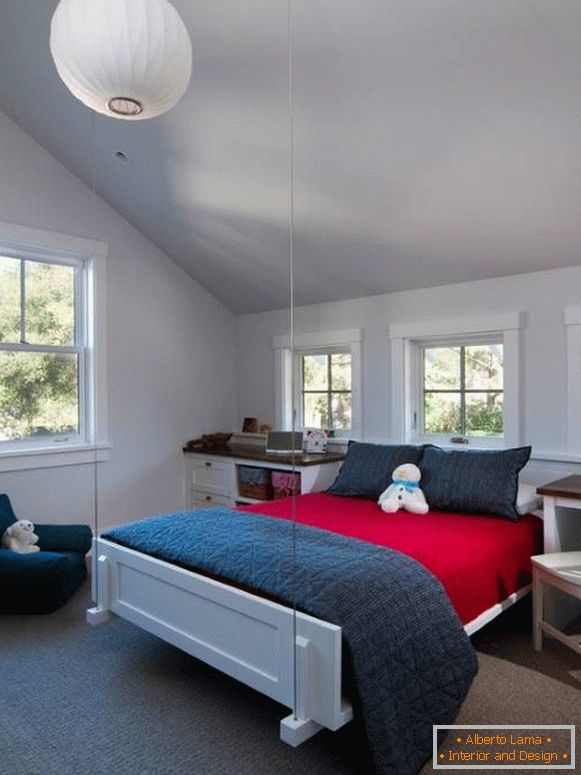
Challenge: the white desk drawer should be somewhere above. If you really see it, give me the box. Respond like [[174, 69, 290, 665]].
[[190, 492, 233, 510], [189, 457, 231, 495]]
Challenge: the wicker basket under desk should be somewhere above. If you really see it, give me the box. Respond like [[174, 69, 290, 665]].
[[238, 466, 272, 500]]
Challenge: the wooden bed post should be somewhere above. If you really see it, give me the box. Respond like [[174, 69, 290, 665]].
[[87, 546, 112, 625], [280, 636, 324, 746]]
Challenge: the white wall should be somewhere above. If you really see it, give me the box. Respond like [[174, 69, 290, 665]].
[[235, 266, 581, 484], [0, 110, 236, 528]]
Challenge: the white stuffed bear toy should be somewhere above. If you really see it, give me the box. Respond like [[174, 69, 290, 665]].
[[1, 520, 40, 553], [378, 463, 429, 515]]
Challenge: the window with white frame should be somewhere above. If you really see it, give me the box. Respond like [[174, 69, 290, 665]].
[[419, 337, 504, 439], [389, 314, 521, 448], [0, 221, 107, 469], [273, 329, 362, 439], [299, 349, 352, 433], [0, 254, 84, 447]]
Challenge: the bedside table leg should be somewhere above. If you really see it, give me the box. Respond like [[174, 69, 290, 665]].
[[532, 569, 543, 651], [542, 496, 560, 553]]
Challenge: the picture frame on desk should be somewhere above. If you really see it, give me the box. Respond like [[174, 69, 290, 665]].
[[242, 417, 258, 433]]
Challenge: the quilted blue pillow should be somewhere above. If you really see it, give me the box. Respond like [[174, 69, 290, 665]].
[[420, 445, 532, 521], [328, 442, 424, 499]]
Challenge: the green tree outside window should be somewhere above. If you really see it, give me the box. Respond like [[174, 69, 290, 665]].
[[0, 255, 79, 443], [423, 343, 503, 437], [301, 352, 352, 431]]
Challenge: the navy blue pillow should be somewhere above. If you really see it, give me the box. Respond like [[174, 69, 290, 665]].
[[0, 493, 17, 535], [420, 446, 532, 521], [329, 442, 424, 499]]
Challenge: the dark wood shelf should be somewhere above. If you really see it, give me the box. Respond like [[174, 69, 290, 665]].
[[184, 443, 345, 468], [537, 475, 581, 500]]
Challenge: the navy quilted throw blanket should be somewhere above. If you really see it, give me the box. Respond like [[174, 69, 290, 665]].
[[104, 509, 477, 775]]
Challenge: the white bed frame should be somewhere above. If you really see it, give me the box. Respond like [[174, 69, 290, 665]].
[[87, 537, 530, 745], [87, 538, 352, 746]]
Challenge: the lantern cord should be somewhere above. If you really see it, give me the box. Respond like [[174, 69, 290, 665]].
[[286, 0, 299, 723], [89, 110, 100, 604]]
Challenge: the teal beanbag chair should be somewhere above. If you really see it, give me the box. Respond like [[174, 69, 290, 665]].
[[0, 494, 92, 615]]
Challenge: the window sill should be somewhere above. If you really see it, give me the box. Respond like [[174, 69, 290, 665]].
[[529, 450, 581, 464], [411, 436, 506, 450], [326, 439, 350, 452], [0, 443, 111, 473]]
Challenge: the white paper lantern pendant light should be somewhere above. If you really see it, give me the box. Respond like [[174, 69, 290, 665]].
[[50, 0, 192, 121], [108, 98, 144, 118]]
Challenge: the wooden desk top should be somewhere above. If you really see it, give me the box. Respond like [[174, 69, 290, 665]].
[[536, 475, 581, 500], [183, 443, 346, 468]]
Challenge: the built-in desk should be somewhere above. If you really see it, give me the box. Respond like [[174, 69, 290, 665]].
[[183, 445, 345, 510]]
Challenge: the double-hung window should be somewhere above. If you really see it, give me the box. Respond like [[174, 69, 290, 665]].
[[273, 329, 362, 439], [0, 254, 84, 447], [299, 349, 352, 433], [389, 313, 521, 449], [421, 338, 504, 439], [0, 221, 108, 469]]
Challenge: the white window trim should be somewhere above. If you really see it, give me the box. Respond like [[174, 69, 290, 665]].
[[272, 329, 362, 439], [565, 306, 581, 454], [389, 312, 522, 448], [0, 220, 109, 471]]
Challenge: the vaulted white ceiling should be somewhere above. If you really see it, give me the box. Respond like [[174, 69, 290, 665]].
[[0, 1, 580, 313]]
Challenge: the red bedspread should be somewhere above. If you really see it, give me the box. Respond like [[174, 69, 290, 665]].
[[241, 493, 543, 626]]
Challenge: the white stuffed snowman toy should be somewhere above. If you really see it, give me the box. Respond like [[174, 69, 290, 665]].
[[1, 520, 40, 553], [378, 463, 429, 515]]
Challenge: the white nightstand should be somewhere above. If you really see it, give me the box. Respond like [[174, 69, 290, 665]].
[[531, 552, 581, 656], [537, 475, 581, 553]]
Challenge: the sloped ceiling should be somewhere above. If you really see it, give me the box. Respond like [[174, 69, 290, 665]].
[[0, 1, 580, 313]]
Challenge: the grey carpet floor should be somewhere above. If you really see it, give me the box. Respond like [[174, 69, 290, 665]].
[[0, 586, 579, 775]]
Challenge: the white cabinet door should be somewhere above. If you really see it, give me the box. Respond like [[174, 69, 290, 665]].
[[189, 456, 232, 496]]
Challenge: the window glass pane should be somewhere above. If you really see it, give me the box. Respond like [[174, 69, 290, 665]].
[[465, 392, 504, 437], [0, 351, 79, 442], [331, 392, 351, 430], [302, 354, 328, 391], [303, 392, 329, 429], [25, 260, 75, 346], [464, 344, 503, 390], [0, 256, 21, 343], [424, 347, 461, 390], [424, 392, 461, 434], [330, 352, 351, 390]]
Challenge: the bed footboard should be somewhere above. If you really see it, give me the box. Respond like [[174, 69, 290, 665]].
[[87, 538, 352, 744]]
